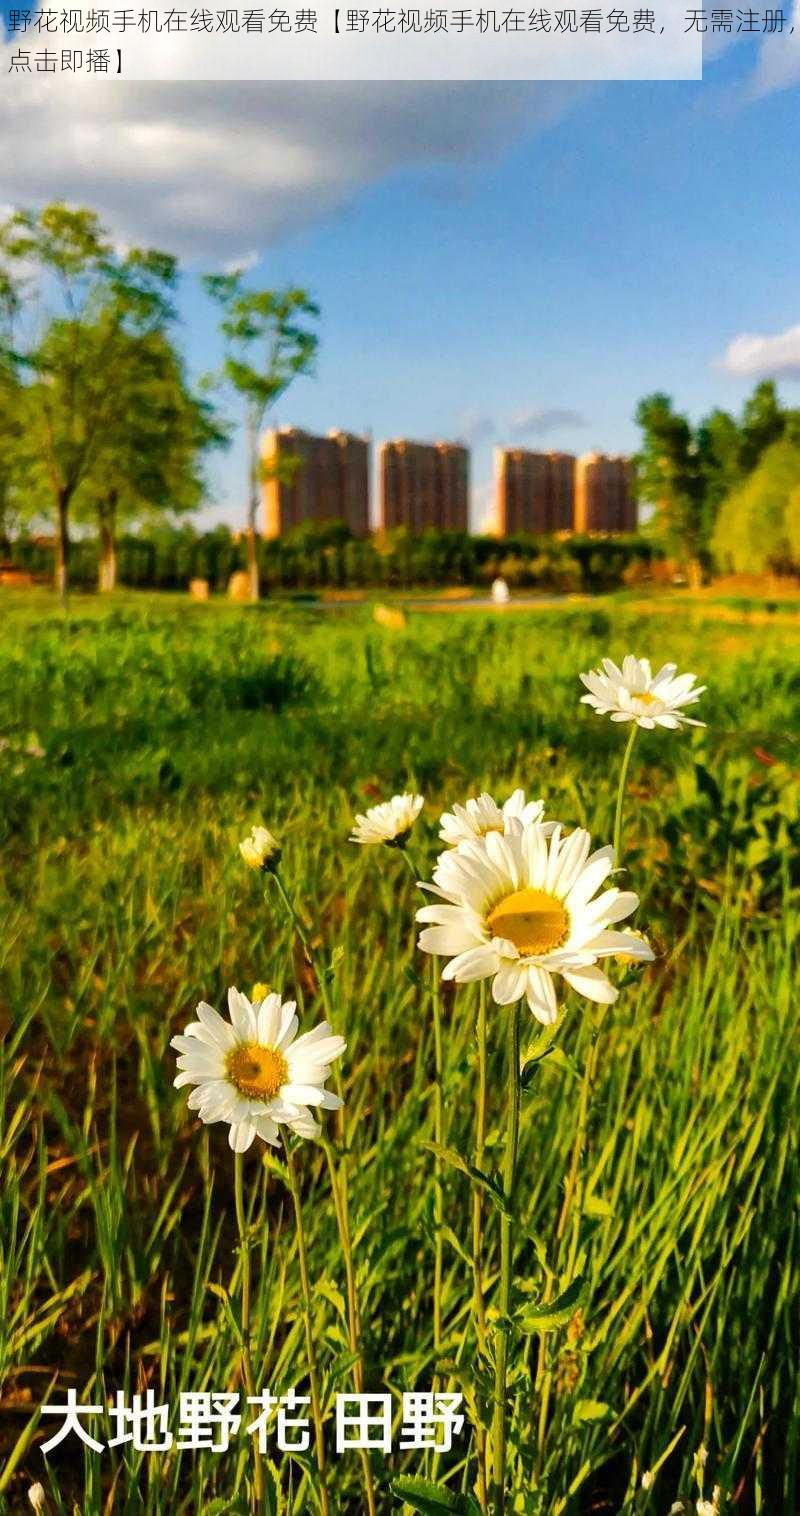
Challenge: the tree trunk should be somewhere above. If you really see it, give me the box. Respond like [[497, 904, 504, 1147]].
[[246, 520, 259, 603], [246, 414, 260, 602], [55, 489, 70, 605], [98, 498, 118, 592]]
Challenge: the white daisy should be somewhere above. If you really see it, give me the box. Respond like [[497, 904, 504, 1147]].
[[417, 820, 653, 1025], [580, 655, 705, 730], [349, 791, 424, 847], [439, 788, 552, 848], [239, 824, 281, 871], [171, 989, 346, 1152]]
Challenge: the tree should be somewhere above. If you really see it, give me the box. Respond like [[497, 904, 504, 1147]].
[[738, 379, 786, 476], [0, 258, 27, 551], [0, 202, 178, 601], [712, 439, 800, 574], [635, 393, 708, 584], [695, 407, 741, 520], [204, 271, 319, 601], [72, 326, 226, 591]]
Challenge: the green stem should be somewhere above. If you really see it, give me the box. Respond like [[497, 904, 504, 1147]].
[[490, 1002, 522, 1515], [283, 1137, 331, 1516], [431, 955, 444, 1364], [612, 722, 638, 861], [270, 867, 376, 1515], [398, 847, 445, 1363], [323, 1137, 377, 1516], [234, 1152, 266, 1513], [472, 981, 489, 1510], [271, 868, 335, 1023]]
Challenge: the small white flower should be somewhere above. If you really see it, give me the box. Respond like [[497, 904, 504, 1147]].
[[417, 820, 654, 1024], [171, 989, 346, 1152], [641, 1470, 654, 1490], [696, 1499, 718, 1516], [239, 824, 281, 872], [27, 1487, 46, 1514], [439, 788, 552, 848], [580, 655, 705, 730], [350, 792, 424, 847]]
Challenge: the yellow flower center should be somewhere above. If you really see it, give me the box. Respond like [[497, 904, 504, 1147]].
[[634, 690, 658, 706], [226, 1043, 288, 1101], [486, 887, 569, 955]]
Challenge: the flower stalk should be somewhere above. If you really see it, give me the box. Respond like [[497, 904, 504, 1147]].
[[613, 721, 638, 860], [234, 1151, 266, 1513], [472, 980, 489, 1509], [283, 1135, 331, 1516], [268, 864, 376, 1516], [490, 1000, 522, 1515]]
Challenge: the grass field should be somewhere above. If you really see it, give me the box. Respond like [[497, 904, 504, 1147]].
[[1, 590, 799, 1515]]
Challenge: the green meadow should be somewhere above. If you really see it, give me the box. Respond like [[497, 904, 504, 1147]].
[[1, 590, 799, 1515]]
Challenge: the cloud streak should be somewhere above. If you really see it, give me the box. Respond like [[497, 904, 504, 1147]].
[[719, 324, 800, 380], [0, 81, 581, 259], [507, 405, 587, 439]]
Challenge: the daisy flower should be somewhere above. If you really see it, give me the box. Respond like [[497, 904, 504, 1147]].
[[349, 791, 424, 847], [439, 788, 552, 848], [239, 824, 282, 872], [580, 655, 705, 730], [171, 988, 345, 1152], [417, 820, 653, 1024]]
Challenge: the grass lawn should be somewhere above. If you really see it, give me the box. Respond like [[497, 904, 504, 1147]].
[[1, 589, 798, 1514]]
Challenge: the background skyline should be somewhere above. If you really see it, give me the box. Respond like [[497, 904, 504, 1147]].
[[2, 28, 799, 528]]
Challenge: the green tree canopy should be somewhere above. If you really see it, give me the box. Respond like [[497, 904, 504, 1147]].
[[72, 325, 226, 589], [0, 201, 180, 598], [204, 271, 319, 600], [712, 438, 800, 574]]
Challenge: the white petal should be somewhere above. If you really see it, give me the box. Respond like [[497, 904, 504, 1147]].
[[491, 962, 527, 1005], [227, 988, 257, 1041], [561, 965, 618, 1004], [441, 944, 499, 983], [196, 1002, 237, 1051], [525, 965, 559, 1025], [228, 1120, 256, 1152]]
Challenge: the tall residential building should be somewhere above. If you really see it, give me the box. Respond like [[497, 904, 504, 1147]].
[[261, 427, 370, 538], [494, 449, 576, 534], [378, 440, 469, 533], [574, 453, 637, 533]]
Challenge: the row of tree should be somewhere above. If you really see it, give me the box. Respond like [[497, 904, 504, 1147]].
[[7, 521, 657, 594], [2, 198, 798, 597], [0, 201, 318, 601]]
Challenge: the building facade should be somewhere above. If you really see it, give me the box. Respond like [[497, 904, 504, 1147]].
[[378, 440, 469, 533], [494, 448, 576, 534], [261, 427, 370, 538], [574, 453, 637, 533]]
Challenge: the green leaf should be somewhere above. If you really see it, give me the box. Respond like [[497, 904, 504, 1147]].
[[573, 1398, 612, 1424], [517, 1276, 585, 1334], [543, 1046, 582, 1081], [583, 1193, 614, 1218], [390, 1476, 475, 1513], [420, 1142, 513, 1216]]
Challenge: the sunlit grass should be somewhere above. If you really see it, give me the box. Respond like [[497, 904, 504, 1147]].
[[0, 591, 798, 1513]]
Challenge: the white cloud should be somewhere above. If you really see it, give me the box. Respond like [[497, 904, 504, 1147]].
[[750, 2, 800, 95], [221, 251, 260, 276], [719, 324, 800, 380], [508, 405, 587, 439], [0, 81, 581, 260]]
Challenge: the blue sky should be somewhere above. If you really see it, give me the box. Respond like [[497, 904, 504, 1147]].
[[2, 39, 799, 526]]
